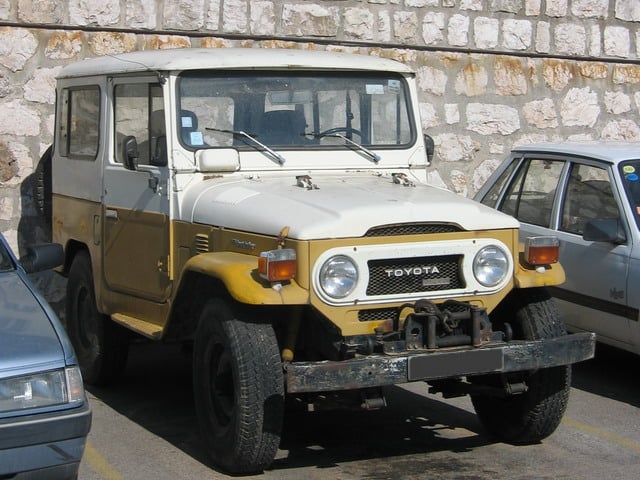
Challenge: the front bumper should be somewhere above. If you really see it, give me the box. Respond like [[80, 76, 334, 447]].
[[0, 399, 92, 477], [285, 332, 595, 393]]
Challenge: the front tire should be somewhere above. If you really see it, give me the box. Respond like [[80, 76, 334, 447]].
[[471, 288, 571, 444], [193, 299, 284, 474], [66, 251, 129, 385]]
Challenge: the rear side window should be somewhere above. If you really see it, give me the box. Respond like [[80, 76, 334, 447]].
[[59, 86, 100, 160]]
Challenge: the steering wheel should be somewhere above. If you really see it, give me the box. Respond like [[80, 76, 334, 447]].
[[318, 127, 362, 138]]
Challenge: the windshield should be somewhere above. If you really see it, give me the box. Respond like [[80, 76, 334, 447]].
[[619, 160, 640, 229], [177, 70, 414, 150]]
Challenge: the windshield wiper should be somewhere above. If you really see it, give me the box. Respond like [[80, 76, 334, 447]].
[[314, 132, 381, 163], [205, 127, 286, 165]]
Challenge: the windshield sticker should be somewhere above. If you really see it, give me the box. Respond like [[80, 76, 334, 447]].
[[623, 165, 636, 174], [190, 131, 204, 145], [388, 79, 401, 93], [366, 84, 384, 95], [626, 173, 639, 182], [181, 116, 193, 128]]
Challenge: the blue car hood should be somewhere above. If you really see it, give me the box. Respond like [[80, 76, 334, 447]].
[[0, 272, 65, 378]]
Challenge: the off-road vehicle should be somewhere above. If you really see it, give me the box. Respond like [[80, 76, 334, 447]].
[[46, 48, 595, 474]]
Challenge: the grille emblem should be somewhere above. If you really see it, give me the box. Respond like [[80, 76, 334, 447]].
[[384, 266, 440, 277]]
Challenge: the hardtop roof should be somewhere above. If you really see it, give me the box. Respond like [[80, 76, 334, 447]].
[[57, 47, 414, 79], [512, 142, 640, 165]]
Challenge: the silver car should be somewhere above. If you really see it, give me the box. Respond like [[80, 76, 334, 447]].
[[475, 142, 640, 355]]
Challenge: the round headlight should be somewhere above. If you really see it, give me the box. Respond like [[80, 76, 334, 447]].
[[319, 255, 358, 299], [473, 245, 509, 287]]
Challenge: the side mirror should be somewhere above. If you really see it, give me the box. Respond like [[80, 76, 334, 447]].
[[20, 243, 64, 274], [122, 135, 139, 171], [583, 218, 626, 244], [424, 134, 435, 164]]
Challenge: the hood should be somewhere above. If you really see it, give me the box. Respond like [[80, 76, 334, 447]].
[[183, 172, 519, 240], [0, 272, 65, 378]]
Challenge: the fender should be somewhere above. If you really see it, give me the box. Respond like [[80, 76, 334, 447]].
[[513, 261, 566, 289], [182, 251, 309, 305]]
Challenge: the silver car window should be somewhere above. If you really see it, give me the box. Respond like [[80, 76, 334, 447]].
[[560, 164, 619, 235]]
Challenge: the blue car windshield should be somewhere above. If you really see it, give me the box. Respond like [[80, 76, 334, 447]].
[[0, 242, 15, 272], [176, 70, 414, 150], [618, 160, 640, 229]]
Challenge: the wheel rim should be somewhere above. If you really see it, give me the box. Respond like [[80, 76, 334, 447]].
[[207, 342, 235, 430]]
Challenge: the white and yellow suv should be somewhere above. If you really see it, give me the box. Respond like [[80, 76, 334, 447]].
[[46, 48, 594, 474]]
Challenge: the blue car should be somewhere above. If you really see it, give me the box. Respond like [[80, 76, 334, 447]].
[[0, 234, 91, 479]]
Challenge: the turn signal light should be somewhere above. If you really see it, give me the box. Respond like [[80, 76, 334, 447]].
[[259, 248, 297, 282], [525, 236, 559, 265]]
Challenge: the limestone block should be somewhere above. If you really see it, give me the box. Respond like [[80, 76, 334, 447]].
[[24, 67, 62, 104], [554, 23, 587, 55], [164, 0, 205, 30], [251, 2, 276, 36], [344, 8, 374, 40], [282, 4, 339, 37], [466, 103, 521, 135], [605, 91, 631, 114], [560, 87, 600, 127], [523, 98, 558, 128], [503, 19, 532, 50], [434, 133, 480, 162], [0, 141, 33, 187], [455, 64, 487, 96], [422, 12, 445, 45], [601, 119, 640, 140], [143, 35, 192, 50], [444, 104, 460, 124], [0, 100, 40, 136], [222, 0, 247, 34], [394, 11, 418, 42], [490, 0, 523, 14], [17, 0, 63, 23], [0, 73, 11, 97], [535, 21, 551, 53], [525, 0, 542, 16], [543, 60, 573, 91], [416, 66, 448, 96], [88, 32, 137, 56], [571, 0, 609, 18], [126, 0, 157, 30], [450, 169, 469, 196], [589, 24, 602, 56], [579, 62, 608, 79], [447, 14, 469, 47], [613, 64, 640, 84], [0, 28, 37, 72], [45, 32, 84, 60], [376, 11, 391, 42], [419, 102, 440, 128], [206, 0, 221, 30], [69, 0, 120, 26], [494, 57, 527, 95], [615, 0, 640, 21], [474, 17, 499, 49], [546, 0, 568, 17], [604, 26, 630, 57], [0, 0, 8, 20]]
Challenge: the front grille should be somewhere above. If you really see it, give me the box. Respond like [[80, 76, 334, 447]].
[[358, 308, 397, 322], [366, 255, 464, 296], [365, 223, 462, 237]]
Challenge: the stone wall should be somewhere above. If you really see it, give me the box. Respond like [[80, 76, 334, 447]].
[[2, 0, 640, 256]]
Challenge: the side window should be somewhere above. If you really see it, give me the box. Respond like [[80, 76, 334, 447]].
[[499, 158, 564, 227], [114, 83, 165, 166], [560, 164, 619, 235], [59, 87, 100, 159]]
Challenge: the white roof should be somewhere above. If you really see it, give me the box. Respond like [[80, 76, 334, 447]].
[[513, 142, 640, 164], [57, 47, 414, 79]]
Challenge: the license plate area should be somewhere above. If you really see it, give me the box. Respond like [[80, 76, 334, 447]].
[[408, 348, 504, 381]]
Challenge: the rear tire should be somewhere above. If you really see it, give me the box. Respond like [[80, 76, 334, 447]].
[[193, 299, 284, 474], [66, 251, 129, 385], [471, 288, 571, 444]]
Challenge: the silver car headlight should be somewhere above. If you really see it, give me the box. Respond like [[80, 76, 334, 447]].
[[473, 245, 509, 287], [0, 367, 85, 413], [319, 255, 358, 299]]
